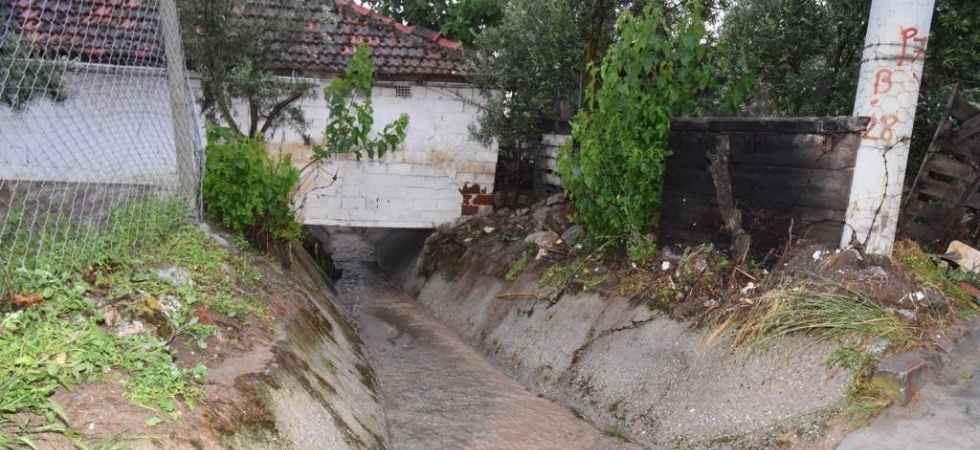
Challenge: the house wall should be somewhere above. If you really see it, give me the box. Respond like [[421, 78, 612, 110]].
[[0, 68, 179, 187], [262, 81, 498, 229]]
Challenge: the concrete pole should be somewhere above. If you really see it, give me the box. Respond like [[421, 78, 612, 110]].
[[841, 0, 934, 255], [159, 0, 201, 217]]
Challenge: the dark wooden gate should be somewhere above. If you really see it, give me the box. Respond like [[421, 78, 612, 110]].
[[900, 86, 980, 247], [660, 117, 868, 258]]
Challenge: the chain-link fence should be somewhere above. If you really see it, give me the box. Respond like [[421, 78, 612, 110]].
[[1, 0, 202, 294]]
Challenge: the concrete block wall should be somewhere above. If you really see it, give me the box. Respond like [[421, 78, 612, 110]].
[[0, 69, 179, 187], [265, 81, 498, 229]]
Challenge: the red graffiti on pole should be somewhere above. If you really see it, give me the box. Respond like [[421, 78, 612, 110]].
[[871, 68, 893, 106], [897, 27, 927, 67], [863, 114, 900, 142]]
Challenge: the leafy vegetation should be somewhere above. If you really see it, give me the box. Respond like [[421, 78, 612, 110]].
[[0, 34, 69, 111], [558, 3, 725, 259], [202, 125, 303, 243], [718, 0, 980, 185], [178, 0, 318, 137], [1, 198, 266, 445], [369, 0, 503, 46], [201, 45, 408, 245], [311, 45, 409, 163]]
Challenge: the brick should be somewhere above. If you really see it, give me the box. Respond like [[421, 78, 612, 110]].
[[387, 164, 412, 175], [873, 352, 933, 405], [471, 193, 493, 206], [461, 204, 479, 215], [459, 182, 485, 195], [340, 197, 365, 210]]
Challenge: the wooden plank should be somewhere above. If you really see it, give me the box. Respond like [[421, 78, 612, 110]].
[[669, 132, 859, 170], [671, 117, 869, 134], [901, 220, 943, 242], [948, 138, 980, 163], [951, 95, 980, 122], [904, 200, 955, 225], [967, 192, 980, 211], [953, 114, 980, 143], [926, 154, 979, 182], [663, 159, 853, 209], [659, 189, 846, 251], [914, 177, 970, 201]]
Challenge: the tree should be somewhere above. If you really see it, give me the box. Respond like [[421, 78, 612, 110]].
[[368, 0, 503, 46], [558, 2, 727, 258], [0, 34, 69, 111], [178, 0, 322, 137], [718, 0, 980, 182], [467, 0, 731, 149], [718, 0, 870, 116]]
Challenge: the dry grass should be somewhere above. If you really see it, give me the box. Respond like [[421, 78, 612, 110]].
[[709, 279, 919, 356]]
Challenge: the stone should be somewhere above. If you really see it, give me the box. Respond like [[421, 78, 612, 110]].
[[545, 193, 565, 206], [560, 225, 585, 246], [945, 240, 980, 272], [525, 230, 560, 260], [155, 266, 194, 287], [873, 352, 933, 406]]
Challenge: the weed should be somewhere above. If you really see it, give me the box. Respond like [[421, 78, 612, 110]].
[[0, 197, 267, 445], [710, 279, 917, 355], [894, 240, 970, 304], [504, 245, 534, 281], [603, 422, 633, 443]]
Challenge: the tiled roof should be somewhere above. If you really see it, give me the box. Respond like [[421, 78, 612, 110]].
[[4, 0, 467, 79], [5, 0, 166, 67], [255, 0, 467, 79]]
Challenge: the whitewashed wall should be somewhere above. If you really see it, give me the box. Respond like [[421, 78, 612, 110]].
[[264, 81, 498, 229], [0, 68, 179, 186]]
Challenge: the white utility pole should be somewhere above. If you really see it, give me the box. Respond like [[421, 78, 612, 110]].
[[841, 0, 935, 255]]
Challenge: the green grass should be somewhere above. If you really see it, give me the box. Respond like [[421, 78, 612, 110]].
[[0, 197, 268, 446], [711, 280, 917, 355], [504, 245, 533, 281]]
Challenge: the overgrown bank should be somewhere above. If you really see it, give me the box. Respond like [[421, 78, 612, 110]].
[[399, 198, 979, 449], [0, 199, 384, 449]]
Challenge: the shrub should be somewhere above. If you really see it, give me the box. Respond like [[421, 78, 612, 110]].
[[557, 3, 718, 259], [201, 126, 301, 242]]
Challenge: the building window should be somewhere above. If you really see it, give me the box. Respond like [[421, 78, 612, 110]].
[[395, 85, 412, 99]]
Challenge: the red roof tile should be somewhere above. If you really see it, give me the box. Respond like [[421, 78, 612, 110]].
[[259, 0, 466, 79], [5, 0, 467, 79], [6, 0, 166, 67]]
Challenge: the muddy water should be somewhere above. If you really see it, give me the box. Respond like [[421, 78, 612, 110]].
[[324, 231, 636, 450]]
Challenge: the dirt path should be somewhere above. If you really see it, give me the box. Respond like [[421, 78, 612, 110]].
[[325, 230, 636, 450]]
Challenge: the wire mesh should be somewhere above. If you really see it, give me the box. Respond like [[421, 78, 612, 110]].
[[0, 0, 202, 295]]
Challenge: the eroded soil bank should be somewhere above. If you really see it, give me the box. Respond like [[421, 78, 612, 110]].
[[314, 227, 635, 450], [33, 232, 386, 450]]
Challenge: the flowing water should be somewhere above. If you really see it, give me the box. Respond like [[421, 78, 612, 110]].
[[324, 230, 636, 450]]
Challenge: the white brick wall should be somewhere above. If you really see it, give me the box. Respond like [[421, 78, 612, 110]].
[[0, 68, 179, 186], [266, 81, 498, 229]]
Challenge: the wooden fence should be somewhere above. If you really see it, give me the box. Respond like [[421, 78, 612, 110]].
[[660, 117, 868, 258], [900, 87, 980, 247]]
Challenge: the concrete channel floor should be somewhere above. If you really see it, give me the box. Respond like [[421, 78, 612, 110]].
[[836, 336, 980, 449], [325, 231, 638, 450]]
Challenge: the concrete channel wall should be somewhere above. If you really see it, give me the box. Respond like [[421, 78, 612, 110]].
[[364, 228, 852, 449]]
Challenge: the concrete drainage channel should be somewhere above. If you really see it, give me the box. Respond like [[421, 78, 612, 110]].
[[307, 226, 635, 450]]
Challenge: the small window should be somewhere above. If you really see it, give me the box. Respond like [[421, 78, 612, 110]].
[[395, 85, 412, 99]]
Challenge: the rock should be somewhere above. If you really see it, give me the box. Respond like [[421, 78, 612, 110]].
[[545, 193, 565, 206], [560, 225, 585, 246], [525, 230, 561, 260], [874, 352, 933, 405], [155, 266, 194, 287], [945, 240, 980, 272]]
